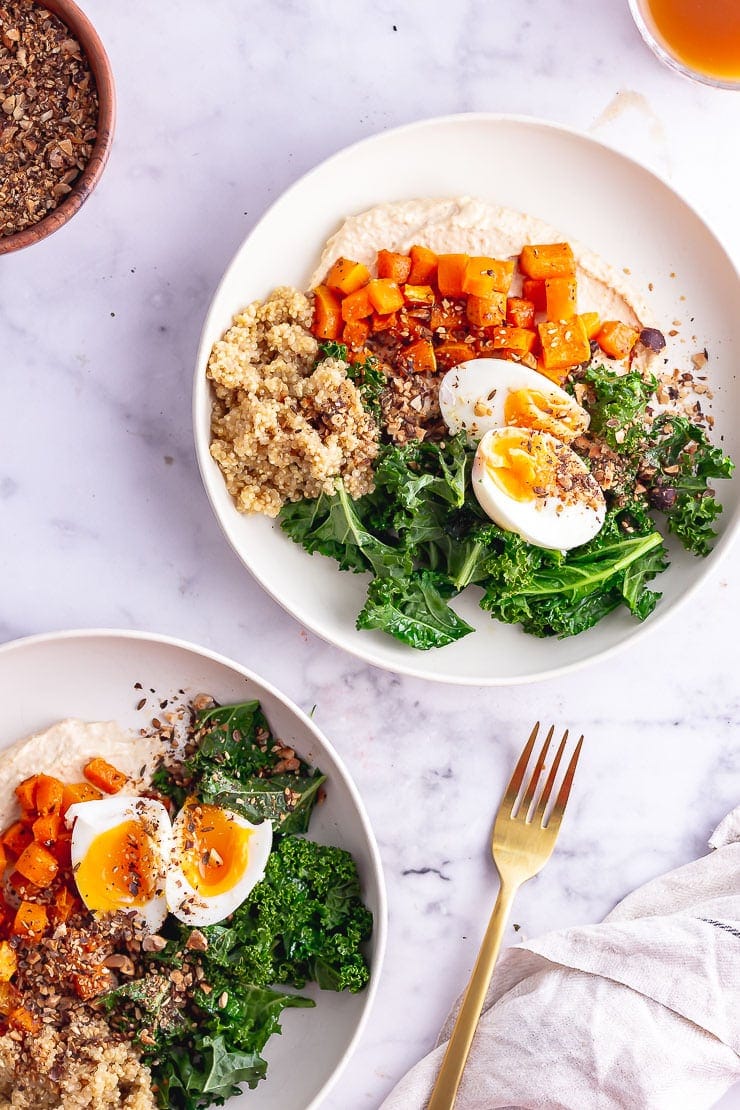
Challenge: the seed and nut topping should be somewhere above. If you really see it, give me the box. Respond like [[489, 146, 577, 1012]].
[[0, 0, 99, 238]]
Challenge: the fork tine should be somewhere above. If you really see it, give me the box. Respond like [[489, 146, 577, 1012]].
[[544, 734, 584, 831], [533, 730, 568, 824], [518, 724, 554, 818], [502, 722, 539, 813]]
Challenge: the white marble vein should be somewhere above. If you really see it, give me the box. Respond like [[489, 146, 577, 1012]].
[[1, 0, 740, 1106]]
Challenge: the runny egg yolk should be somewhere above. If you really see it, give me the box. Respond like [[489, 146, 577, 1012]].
[[75, 819, 158, 912], [180, 803, 253, 898], [503, 388, 586, 441], [483, 429, 557, 502]]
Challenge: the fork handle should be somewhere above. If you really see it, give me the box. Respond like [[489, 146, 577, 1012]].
[[426, 879, 519, 1110]]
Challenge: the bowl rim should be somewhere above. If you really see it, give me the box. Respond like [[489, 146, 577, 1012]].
[[0, 0, 116, 255], [0, 626, 388, 1109], [192, 111, 740, 687]]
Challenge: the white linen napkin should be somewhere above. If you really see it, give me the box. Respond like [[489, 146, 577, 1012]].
[[381, 807, 740, 1110]]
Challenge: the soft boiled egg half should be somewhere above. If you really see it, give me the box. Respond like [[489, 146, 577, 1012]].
[[67, 795, 173, 932], [438, 358, 590, 444], [166, 799, 273, 928], [472, 427, 606, 551], [66, 793, 273, 930]]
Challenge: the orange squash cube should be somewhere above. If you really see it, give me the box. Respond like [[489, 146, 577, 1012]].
[[60, 782, 102, 816], [325, 257, 371, 295], [312, 285, 342, 341], [430, 301, 464, 332], [522, 278, 546, 312], [402, 284, 436, 306], [341, 286, 373, 322], [83, 759, 129, 796], [490, 326, 538, 355], [545, 277, 578, 321], [520, 242, 576, 280], [435, 342, 475, 369], [506, 297, 536, 330], [580, 312, 601, 340], [14, 776, 40, 815], [367, 279, 404, 315], [51, 886, 78, 924], [371, 311, 398, 332], [376, 250, 411, 283], [34, 776, 64, 817], [462, 257, 514, 297], [0, 981, 21, 1016], [466, 292, 506, 329], [343, 319, 370, 350], [538, 317, 591, 373], [401, 339, 437, 375], [0, 941, 17, 982], [31, 813, 62, 847], [8, 1006, 41, 1034], [2, 822, 33, 859], [596, 320, 640, 360], [407, 244, 438, 284], [12, 901, 48, 942], [15, 843, 58, 889], [437, 254, 470, 298]]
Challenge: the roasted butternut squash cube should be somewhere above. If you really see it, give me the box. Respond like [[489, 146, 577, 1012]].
[[520, 242, 576, 279], [437, 254, 469, 298], [0, 941, 17, 982], [506, 297, 536, 330], [83, 759, 128, 796], [580, 311, 601, 339], [402, 284, 436, 306], [367, 279, 404, 315], [545, 277, 578, 321], [462, 257, 514, 297], [342, 319, 370, 350], [522, 278, 546, 312], [466, 292, 506, 329], [341, 286, 373, 322], [312, 285, 342, 340], [401, 339, 437, 375], [407, 244, 438, 284], [435, 341, 475, 369], [538, 316, 590, 373], [490, 326, 537, 355], [596, 320, 640, 360], [376, 250, 411, 283], [325, 257, 371, 295]]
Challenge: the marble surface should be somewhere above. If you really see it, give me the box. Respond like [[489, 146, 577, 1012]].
[[2, 1, 740, 1106]]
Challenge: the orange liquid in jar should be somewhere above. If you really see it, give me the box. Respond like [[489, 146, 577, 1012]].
[[642, 0, 740, 81]]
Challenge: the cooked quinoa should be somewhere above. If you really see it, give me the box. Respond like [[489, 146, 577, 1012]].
[[0, 1015, 155, 1109], [207, 286, 379, 516]]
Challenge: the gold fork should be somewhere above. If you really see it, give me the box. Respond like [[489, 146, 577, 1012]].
[[427, 723, 584, 1110]]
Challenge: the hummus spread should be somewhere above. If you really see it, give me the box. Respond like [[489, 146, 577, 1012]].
[[310, 195, 655, 344], [0, 719, 160, 829]]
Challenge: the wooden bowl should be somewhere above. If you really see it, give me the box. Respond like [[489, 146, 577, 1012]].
[[0, 0, 116, 255]]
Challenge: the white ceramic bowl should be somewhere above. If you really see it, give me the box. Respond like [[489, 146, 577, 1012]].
[[0, 629, 386, 1110], [193, 113, 740, 685]]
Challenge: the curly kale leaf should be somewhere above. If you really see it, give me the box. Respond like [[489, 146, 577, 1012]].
[[202, 835, 372, 994], [480, 506, 667, 637], [345, 353, 386, 424], [584, 363, 657, 453], [356, 570, 473, 649], [641, 413, 734, 556]]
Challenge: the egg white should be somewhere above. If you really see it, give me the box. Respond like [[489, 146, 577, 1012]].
[[438, 358, 589, 444], [66, 795, 172, 932], [166, 802, 273, 927], [472, 427, 606, 551]]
